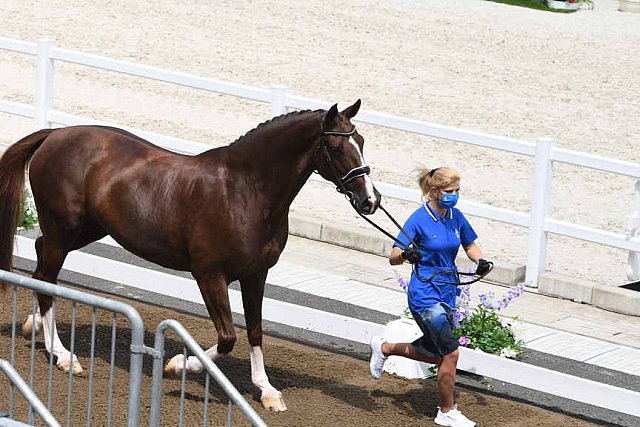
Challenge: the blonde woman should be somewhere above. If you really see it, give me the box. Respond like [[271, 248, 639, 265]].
[[369, 167, 491, 427]]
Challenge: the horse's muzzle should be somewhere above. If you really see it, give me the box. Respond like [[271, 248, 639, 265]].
[[355, 186, 381, 215]]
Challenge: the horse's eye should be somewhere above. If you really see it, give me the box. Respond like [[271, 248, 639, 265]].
[[329, 146, 343, 156]]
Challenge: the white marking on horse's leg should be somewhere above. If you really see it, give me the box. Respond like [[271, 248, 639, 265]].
[[22, 306, 43, 338], [250, 345, 287, 412], [164, 344, 222, 376], [41, 308, 82, 375]]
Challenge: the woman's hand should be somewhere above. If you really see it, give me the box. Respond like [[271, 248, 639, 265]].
[[402, 246, 422, 264], [475, 258, 492, 276]]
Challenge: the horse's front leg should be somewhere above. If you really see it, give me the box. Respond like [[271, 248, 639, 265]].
[[165, 274, 236, 375], [241, 271, 286, 412], [22, 305, 43, 337]]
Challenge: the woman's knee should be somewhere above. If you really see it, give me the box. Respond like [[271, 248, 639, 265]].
[[443, 348, 460, 363]]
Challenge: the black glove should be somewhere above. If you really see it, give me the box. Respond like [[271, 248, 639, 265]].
[[475, 258, 492, 276], [401, 246, 422, 264]]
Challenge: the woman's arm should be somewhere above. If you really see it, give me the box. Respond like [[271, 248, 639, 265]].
[[462, 242, 483, 264], [389, 246, 405, 265]]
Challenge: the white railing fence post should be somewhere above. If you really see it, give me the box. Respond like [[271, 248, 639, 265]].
[[525, 137, 555, 287], [625, 180, 640, 282], [270, 85, 288, 117], [35, 38, 54, 129]]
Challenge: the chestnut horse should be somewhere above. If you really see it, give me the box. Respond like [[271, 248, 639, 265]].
[[0, 100, 379, 411]]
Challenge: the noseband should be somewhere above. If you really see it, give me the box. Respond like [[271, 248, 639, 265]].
[[316, 120, 371, 195]]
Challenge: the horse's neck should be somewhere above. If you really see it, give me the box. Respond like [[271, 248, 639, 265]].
[[216, 116, 319, 218]]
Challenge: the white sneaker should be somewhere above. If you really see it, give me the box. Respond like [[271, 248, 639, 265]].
[[434, 405, 476, 427], [369, 336, 387, 379]]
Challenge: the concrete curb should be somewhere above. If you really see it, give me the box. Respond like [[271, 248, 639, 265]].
[[592, 285, 640, 317], [289, 214, 526, 285], [288, 214, 640, 317], [537, 272, 598, 305], [17, 219, 640, 317]]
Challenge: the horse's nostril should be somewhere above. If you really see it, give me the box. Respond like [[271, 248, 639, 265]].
[[359, 198, 376, 214]]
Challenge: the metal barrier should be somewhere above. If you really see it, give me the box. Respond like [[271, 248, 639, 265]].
[[0, 269, 266, 426], [0, 359, 60, 427], [0, 269, 144, 426], [150, 320, 267, 427]]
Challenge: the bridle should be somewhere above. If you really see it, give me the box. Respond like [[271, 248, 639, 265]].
[[316, 118, 371, 196], [314, 113, 493, 286]]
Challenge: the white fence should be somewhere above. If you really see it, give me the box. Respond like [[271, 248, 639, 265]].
[[1, 36, 640, 288]]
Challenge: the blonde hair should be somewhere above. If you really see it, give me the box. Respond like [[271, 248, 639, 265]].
[[417, 167, 461, 201]]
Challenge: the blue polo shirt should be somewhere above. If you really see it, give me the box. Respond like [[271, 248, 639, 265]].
[[395, 203, 478, 312]]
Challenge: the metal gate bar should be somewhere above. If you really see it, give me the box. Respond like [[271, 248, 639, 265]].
[[150, 319, 267, 427], [0, 269, 145, 427], [0, 359, 60, 427]]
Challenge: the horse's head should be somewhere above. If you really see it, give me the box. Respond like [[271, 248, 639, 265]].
[[315, 100, 380, 215]]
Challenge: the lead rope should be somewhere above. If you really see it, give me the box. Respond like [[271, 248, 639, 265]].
[[346, 197, 493, 286], [316, 111, 492, 285]]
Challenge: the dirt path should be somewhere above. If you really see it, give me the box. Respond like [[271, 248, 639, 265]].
[[1, 285, 596, 426]]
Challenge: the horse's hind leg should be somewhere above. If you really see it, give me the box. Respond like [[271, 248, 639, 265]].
[[23, 224, 106, 338], [31, 232, 83, 374], [240, 271, 286, 412], [21, 237, 45, 337]]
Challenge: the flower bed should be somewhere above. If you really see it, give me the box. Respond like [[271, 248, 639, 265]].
[[453, 283, 525, 357], [384, 275, 525, 378]]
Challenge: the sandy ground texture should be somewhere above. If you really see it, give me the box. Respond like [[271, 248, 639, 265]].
[[0, 0, 639, 287], [0, 286, 600, 427]]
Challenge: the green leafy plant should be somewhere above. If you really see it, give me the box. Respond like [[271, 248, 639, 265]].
[[396, 275, 525, 358], [453, 284, 525, 358], [21, 188, 38, 230]]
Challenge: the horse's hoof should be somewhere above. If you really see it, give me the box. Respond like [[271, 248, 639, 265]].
[[58, 359, 83, 376], [164, 354, 184, 377], [21, 315, 42, 338], [261, 393, 287, 412]]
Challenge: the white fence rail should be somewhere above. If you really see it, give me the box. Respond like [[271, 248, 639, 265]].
[[1, 37, 640, 287]]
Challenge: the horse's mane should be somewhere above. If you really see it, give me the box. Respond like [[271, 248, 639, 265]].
[[230, 109, 322, 145]]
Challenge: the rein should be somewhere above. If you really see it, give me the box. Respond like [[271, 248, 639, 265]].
[[353, 203, 493, 286], [315, 113, 492, 286]]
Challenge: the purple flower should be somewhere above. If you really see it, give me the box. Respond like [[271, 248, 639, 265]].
[[458, 336, 471, 346], [397, 275, 409, 292], [452, 310, 465, 328], [453, 285, 474, 328], [459, 285, 471, 303], [479, 284, 525, 311]]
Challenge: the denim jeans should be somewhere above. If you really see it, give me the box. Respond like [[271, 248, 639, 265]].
[[411, 302, 459, 358]]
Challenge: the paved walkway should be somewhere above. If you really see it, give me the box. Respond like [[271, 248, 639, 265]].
[[15, 226, 640, 379], [274, 235, 640, 377]]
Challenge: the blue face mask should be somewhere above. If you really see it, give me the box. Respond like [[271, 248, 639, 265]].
[[438, 192, 459, 208]]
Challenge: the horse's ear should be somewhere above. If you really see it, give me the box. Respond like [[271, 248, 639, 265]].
[[342, 99, 361, 119], [324, 104, 339, 126]]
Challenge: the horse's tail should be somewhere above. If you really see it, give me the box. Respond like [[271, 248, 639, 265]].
[[0, 129, 54, 292]]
